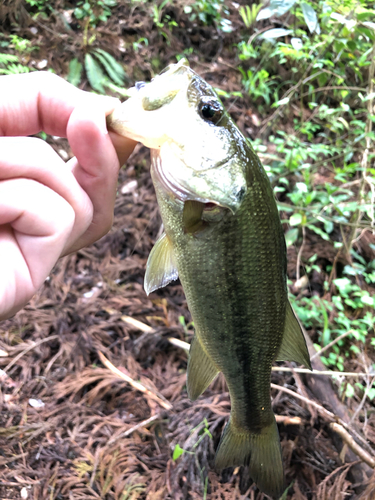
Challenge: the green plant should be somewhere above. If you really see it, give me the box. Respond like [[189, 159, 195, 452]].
[[172, 418, 212, 460], [240, 68, 277, 107], [0, 53, 31, 74], [67, 48, 127, 94], [24, 0, 50, 10], [132, 37, 148, 52], [74, 0, 117, 27], [8, 35, 36, 54], [237, 0, 375, 403], [184, 0, 232, 32], [239, 4, 262, 28], [151, 0, 177, 30]]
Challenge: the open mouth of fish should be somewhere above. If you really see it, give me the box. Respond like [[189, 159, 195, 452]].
[[182, 199, 228, 234]]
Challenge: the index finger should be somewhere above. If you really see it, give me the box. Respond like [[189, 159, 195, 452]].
[[0, 72, 119, 138]]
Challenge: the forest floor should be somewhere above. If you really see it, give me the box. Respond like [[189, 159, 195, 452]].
[[0, 1, 375, 499]]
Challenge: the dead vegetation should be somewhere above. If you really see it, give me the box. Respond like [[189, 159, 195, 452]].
[[1, 1, 375, 499]]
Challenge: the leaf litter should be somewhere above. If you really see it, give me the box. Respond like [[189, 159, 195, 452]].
[[0, 1, 375, 499]]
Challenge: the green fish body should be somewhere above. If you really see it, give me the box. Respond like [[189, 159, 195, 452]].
[[108, 60, 311, 499]]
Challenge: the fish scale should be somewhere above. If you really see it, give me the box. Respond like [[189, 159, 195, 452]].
[[107, 58, 312, 499], [162, 161, 287, 432]]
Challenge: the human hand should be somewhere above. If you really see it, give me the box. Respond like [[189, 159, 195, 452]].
[[0, 71, 136, 320]]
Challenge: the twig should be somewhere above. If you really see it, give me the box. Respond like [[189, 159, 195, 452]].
[[296, 225, 306, 282], [271, 383, 375, 457], [107, 414, 161, 446], [330, 423, 375, 468], [3, 335, 59, 373], [120, 316, 189, 351], [118, 322, 371, 379], [350, 375, 375, 424], [0, 452, 29, 466], [120, 315, 153, 332], [299, 85, 365, 98], [272, 366, 372, 378], [275, 415, 302, 425], [168, 338, 190, 351], [97, 351, 172, 410], [310, 330, 354, 361], [346, 38, 375, 250]]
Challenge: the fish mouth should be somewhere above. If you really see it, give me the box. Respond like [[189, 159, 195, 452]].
[[203, 202, 217, 210]]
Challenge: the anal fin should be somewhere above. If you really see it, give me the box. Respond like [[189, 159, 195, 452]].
[[187, 335, 219, 401], [276, 301, 312, 369], [144, 232, 178, 295]]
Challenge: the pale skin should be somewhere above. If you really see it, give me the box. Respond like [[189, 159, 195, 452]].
[[0, 71, 136, 320]]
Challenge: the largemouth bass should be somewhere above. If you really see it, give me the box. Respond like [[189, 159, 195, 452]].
[[107, 59, 311, 499]]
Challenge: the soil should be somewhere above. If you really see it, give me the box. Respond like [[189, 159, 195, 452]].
[[0, 2, 375, 499]]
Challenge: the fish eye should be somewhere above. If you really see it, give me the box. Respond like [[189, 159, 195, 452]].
[[198, 99, 223, 125]]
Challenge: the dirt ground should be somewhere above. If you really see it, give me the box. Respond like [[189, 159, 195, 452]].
[[1, 1, 375, 499]]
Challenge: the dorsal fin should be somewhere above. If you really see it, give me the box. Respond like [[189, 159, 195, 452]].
[[144, 232, 178, 295]]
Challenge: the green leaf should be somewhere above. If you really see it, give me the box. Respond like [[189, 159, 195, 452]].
[[67, 58, 83, 87], [85, 53, 106, 93], [92, 48, 126, 86], [257, 0, 297, 20], [363, 22, 375, 31], [307, 225, 330, 241], [345, 383, 355, 399], [0, 53, 19, 66], [301, 2, 320, 34], [361, 295, 374, 306], [285, 228, 299, 247], [272, 97, 290, 107], [291, 37, 303, 50], [260, 28, 292, 40], [289, 213, 302, 226], [173, 444, 185, 460]]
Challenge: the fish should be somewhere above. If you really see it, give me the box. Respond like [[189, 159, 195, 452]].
[[107, 59, 311, 499]]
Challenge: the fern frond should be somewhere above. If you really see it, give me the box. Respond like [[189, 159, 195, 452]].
[[0, 53, 19, 66], [92, 48, 126, 86], [103, 80, 131, 97], [85, 53, 106, 93], [67, 58, 83, 87], [0, 63, 30, 74]]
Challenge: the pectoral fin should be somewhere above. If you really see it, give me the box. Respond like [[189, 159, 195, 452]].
[[276, 301, 312, 369], [144, 232, 178, 295], [187, 335, 219, 401]]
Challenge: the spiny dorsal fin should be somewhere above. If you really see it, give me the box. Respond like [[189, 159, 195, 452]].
[[276, 301, 312, 369], [187, 335, 219, 401], [144, 232, 178, 295]]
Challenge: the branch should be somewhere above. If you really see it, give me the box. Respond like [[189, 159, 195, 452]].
[[330, 422, 375, 468], [97, 351, 172, 410]]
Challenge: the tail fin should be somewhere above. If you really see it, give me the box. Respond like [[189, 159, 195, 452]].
[[215, 417, 285, 499]]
